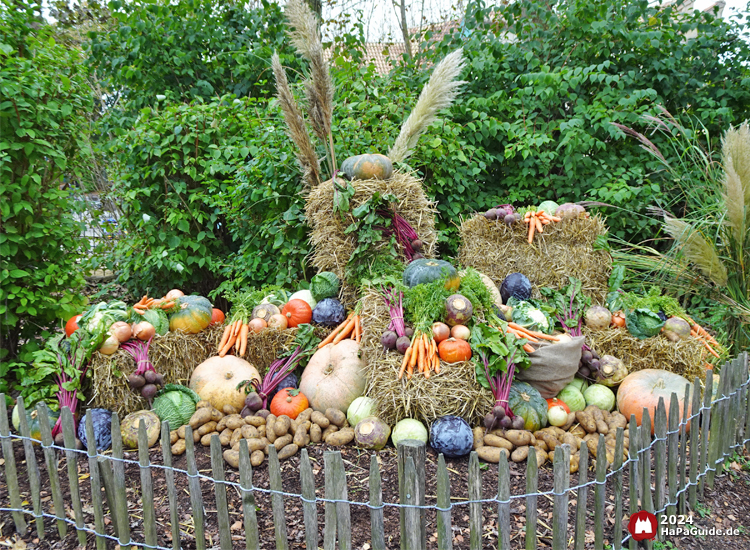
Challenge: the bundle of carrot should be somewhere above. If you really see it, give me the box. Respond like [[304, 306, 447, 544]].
[[132, 294, 178, 316], [684, 316, 724, 362], [398, 331, 439, 380], [217, 318, 249, 357], [503, 321, 559, 353], [523, 210, 562, 244], [317, 312, 362, 348]]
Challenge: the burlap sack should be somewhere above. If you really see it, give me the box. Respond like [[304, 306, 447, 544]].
[[515, 336, 585, 398]]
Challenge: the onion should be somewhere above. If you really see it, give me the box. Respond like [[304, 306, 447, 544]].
[[432, 322, 450, 343], [132, 321, 156, 341], [109, 321, 132, 343], [165, 289, 185, 299], [451, 324, 471, 340], [248, 318, 267, 333], [547, 405, 569, 427], [99, 335, 119, 355]]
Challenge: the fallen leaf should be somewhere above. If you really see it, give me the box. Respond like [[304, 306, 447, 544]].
[[231, 521, 243, 531]]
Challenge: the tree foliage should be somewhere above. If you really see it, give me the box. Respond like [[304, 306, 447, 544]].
[[0, 1, 92, 393]]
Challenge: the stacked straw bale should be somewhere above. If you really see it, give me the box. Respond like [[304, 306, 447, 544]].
[[359, 287, 492, 427], [457, 213, 612, 304], [306, 172, 438, 306], [89, 325, 329, 417], [584, 327, 708, 383]]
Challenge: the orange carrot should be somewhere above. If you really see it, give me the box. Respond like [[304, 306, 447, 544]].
[[238, 323, 249, 356], [419, 335, 427, 375], [409, 336, 419, 370], [506, 326, 540, 343], [318, 314, 352, 348], [534, 216, 543, 234], [693, 324, 721, 347], [528, 219, 536, 243], [399, 347, 412, 379], [703, 340, 721, 358], [218, 324, 231, 351], [354, 315, 361, 343], [333, 317, 356, 344], [434, 354, 441, 374], [704, 362, 714, 371], [219, 332, 237, 357], [508, 323, 559, 341], [523, 343, 535, 353], [524, 211, 532, 220]]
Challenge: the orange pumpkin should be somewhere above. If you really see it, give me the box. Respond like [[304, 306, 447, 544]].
[[437, 338, 472, 363], [546, 397, 570, 414], [281, 299, 312, 328], [617, 369, 692, 434], [270, 388, 309, 419], [210, 308, 225, 325]]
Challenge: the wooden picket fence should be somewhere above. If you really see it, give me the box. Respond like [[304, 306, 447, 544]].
[[0, 352, 748, 550]]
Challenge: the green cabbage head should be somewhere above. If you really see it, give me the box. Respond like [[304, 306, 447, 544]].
[[152, 384, 201, 430]]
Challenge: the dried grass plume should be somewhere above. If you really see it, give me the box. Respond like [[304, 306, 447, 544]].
[[388, 48, 466, 163], [272, 52, 320, 188], [664, 216, 728, 286]]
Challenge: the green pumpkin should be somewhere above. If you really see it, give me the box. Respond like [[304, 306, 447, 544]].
[[508, 381, 548, 431], [403, 259, 461, 290], [12, 404, 60, 442], [169, 295, 213, 334], [341, 153, 393, 180]]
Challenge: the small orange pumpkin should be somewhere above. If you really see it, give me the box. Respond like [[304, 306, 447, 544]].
[[437, 338, 472, 363], [210, 308, 225, 326], [269, 388, 309, 419], [281, 299, 312, 328]]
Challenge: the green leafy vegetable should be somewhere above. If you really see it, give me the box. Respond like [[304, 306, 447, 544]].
[[153, 384, 201, 430], [507, 298, 552, 333], [541, 277, 591, 334], [404, 278, 451, 333], [458, 268, 496, 320], [79, 301, 129, 347], [625, 308, 666, 339], [130, 308, 170, 335]]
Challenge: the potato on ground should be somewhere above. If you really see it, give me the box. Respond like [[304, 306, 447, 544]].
[[476, 446, 509, 463]]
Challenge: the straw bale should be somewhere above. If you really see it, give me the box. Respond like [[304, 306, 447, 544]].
[[88, 325, 330, 418], [359, 287, 492, 427], [583, 327, 707, 383], [305, 171, 438, 306], [457, 213, 612, 304]]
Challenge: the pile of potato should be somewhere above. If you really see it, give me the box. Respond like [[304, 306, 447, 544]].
[[168, 401, 356, 468], [473, 405, 630, 473]]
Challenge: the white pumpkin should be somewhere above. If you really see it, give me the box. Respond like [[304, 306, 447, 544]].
[[189, 356, 261, 412], [299, 339, 365, 413]]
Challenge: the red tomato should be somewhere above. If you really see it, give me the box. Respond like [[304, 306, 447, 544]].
[[65, 314, 83, 337], [546, 397, 571, 414], [210, 308, 225, 326]]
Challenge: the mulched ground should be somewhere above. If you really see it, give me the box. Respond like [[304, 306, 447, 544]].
[[2, 436, 750, 550]]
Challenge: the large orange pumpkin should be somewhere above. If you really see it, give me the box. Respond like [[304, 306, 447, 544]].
[[437, 338, 472, 363], [189, 356, 261, 411], [299, 339, 365, 413], [616, 369, 692, 434], [281, 299, 312, 328]]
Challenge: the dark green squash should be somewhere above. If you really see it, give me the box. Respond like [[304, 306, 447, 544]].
[[341, 153, 393, 180], [508, 381, 548, 432], [169, 295, 213, 334], [402, 259, 461, 290]]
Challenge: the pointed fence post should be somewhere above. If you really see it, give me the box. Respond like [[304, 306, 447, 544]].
[[368, 453, 386, 550], [185, 427, 206, 550], [210, 434, 232, 550], [574, 444, 588, 550], [397, 440, 426, 550], [699, 369, 714, 498], [0, 394, 26, 533], [525, 448, 538, 550], [85, 410, 107, 550], [16, 398, 44, 539], [551, 445, 570, 550], [36, 403, 67, 538], [60, 407, 86, 545], [110, 413, 131, 550], [238, 439, 260, 550], [468, 451, 482, 550], [137, 419, 158, 549], [628, 417, 640, 550], [300, 448, 319, 550], [436, 454, 453, 550], [268, 445, 290, 550], [688, 377, 701, 510], [612, 428, 625, 550], [497, 452, 511, 550]]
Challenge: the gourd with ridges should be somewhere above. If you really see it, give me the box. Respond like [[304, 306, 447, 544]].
[[508, 381, 548, 432], [169, 295, 213, 334], [403, 259, 460, 290], [341, 153, 393, 180]]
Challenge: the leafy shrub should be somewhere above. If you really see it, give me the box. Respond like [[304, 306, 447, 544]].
[[0, 3, 92, 395]]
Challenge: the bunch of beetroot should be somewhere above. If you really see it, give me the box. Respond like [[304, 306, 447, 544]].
[[379, 286, 414, 354], [484, 204, 521, 226], [122, 338, 164, 406], [377, 209, 424, 261]]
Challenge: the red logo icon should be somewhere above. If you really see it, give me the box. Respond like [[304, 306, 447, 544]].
[[628, 511, 657, 541]]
